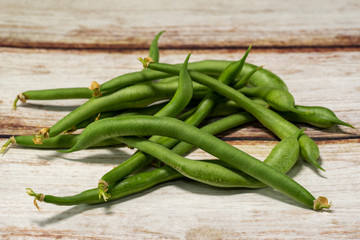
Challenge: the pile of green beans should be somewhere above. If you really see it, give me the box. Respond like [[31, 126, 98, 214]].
[[4, 31, 354, 212]]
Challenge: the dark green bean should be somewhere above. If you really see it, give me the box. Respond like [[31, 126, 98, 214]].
[[26, 165, 182, 207], [280, 105, 354, 128], [0, 135, 122, 153], [239, 86, 297, 112], [143, 61, 323, 170], [62, 115, 329, 209], [149, 31, 165, 63], [117, 136, 259, 188]]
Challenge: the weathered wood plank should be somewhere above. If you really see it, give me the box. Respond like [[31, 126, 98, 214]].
[[1, 47, 360, 239], [0, 140, 359, 239], [0, 0, 359, 49]]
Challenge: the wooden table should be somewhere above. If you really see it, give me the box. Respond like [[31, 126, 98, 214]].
[[1, 1, 359, 239]]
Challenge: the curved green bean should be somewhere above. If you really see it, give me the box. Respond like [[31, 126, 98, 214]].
[[280, 105, 354, 128], [62, 115, 329, 209], [239, 86, 297, 112], [149, 31, 165, 63]]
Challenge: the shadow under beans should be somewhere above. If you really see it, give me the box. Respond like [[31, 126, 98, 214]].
[[36, 147, 133, 165], [18, 103, 81, 112], [33, 181, 175, 227]]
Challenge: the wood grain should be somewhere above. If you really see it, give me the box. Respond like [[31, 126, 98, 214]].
[[1, 47, 360, 239], [0, 0, 359, 49]]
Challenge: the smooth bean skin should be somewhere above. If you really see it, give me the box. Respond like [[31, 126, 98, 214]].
[[63, 115, 319, 209], [239, 86, 296, 112], [149, 31, 165, 63], [27, 165, 182, 206], [145, 62, 322, 170], [117, 136, 258, 188], [280, 105, 354, 128], [13, 88, 92, 109], [10, 135, 122, 149]]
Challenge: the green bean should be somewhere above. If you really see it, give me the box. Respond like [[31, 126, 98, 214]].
[[99, 50, 249, 199], [12, 88, 92, 110], [122, 129, 303, 189], [239, 86, 297, 112], [280, 105, 354, 128], [65, 111, 120, 133], [26, 165, 182, 207], [117, 136, 260, 188], [33, 80, 207, 144], [143, 61, 323, 170], [0, 135, 122, 153], [149, 31, 165, 63], [62, 115, 329, 209]]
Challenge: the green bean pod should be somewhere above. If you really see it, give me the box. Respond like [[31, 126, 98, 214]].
[[144, 62, 322, 170], [239, 86, 297, 112], [0, 135, 122, 153], [117, 136, 259, 188], [149, 31, 165, 63], [13, 88, 92, 110], [26, 165, 182, 206], [62, 115, 328, 209], [280, 105, 354, 128]]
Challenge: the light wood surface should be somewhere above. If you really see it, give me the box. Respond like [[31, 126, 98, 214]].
[[1, 1, 360, 239], [0, 0, 359, 49]]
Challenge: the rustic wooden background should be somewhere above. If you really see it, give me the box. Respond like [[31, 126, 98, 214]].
[[1, 0, 359, 239]]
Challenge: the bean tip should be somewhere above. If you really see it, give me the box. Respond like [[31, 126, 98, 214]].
[[138, 57, 154, 68], [98, 180, 111, 201], [0, 137, 15, 155], [89, 81, 102, 97], [313, 196, 332, 210], [26, 188, 44, 210]]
